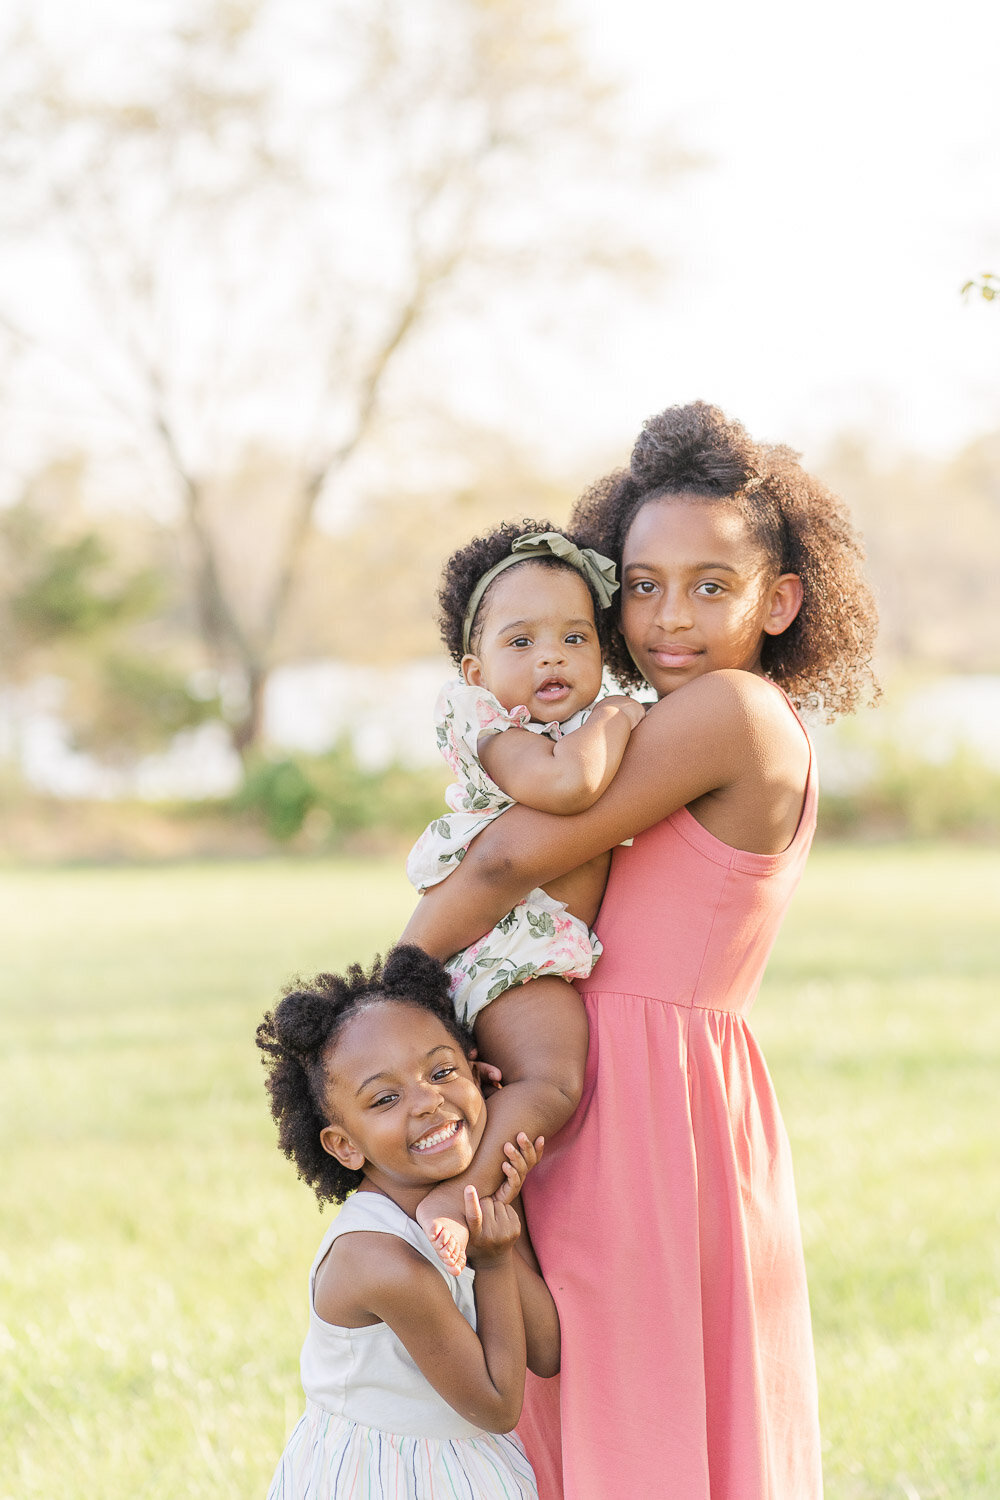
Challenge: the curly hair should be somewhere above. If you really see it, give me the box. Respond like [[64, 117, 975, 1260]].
[[571, 401, 879, 718], [256, 946, 474, 1207], [437, 517, 612, 665]]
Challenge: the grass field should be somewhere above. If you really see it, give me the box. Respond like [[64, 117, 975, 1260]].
[[1, 846, 997, 1499]]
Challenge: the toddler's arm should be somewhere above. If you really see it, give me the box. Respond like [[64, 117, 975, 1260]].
[[416, 975, 587, 1273], [480, 695, 645, 814], [501, 1145, 561, 1379]]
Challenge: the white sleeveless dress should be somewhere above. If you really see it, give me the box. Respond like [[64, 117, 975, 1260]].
[[266, 1191, 538, 1499], [406, 680, 602, 1026]]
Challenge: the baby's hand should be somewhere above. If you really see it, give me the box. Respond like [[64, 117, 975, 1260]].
[[470, 1054, 504, 1098], [464, 1184, 521, 1268], [601, 693, 646, 730], [492, 1131, 545, 1208]]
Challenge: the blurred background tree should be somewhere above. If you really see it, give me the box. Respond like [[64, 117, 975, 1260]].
[[0, 455, 217, 766], [0, 0, 681, 758], [821, 432, 1000, 672]]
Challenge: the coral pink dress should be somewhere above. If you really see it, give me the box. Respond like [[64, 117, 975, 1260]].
[[518, 701, 824, 1500]]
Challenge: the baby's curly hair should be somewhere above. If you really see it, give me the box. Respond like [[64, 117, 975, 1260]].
[[437, 517, 612, 665], [256, 946, 474, 1207], [572, 401, 879, 717]]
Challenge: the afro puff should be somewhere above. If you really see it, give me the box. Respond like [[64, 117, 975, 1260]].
[[256, 946, 474, 1206], [572, 401, 879, 717]]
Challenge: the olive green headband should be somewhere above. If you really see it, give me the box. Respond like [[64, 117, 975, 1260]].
[[461, 531, 620, 656]]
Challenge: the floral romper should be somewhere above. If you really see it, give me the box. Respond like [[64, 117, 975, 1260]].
[[406, 680, 602, 1027]]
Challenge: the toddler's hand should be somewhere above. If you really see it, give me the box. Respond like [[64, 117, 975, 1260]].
[[470, 1054, 504, 1097], [464, 1183, 521, 1268], [601, 693, 646, 730]]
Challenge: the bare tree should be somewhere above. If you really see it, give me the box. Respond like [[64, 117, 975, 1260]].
[[0, 0, 684, 757]]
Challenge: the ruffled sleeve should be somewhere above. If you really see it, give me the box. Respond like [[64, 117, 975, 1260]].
[[434, 681, 530, 815]]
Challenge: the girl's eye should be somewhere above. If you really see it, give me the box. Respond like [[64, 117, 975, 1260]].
[[631, 580, 657, 596], [565, 632, 587, 645], [697, 581, 724, 596], [508, 636, 531, 649], [431, 1066, 457, 1082], [371, 1093, 398, 1108]]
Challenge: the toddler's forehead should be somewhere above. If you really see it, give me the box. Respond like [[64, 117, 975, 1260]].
[[482, 560, 596, 619]]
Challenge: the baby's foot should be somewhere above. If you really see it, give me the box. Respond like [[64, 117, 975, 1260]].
[[416, 1200, 470, 1276]]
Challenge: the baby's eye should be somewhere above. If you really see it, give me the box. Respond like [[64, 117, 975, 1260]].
[[508, 636, 531, 649], [565, 632, 588, 645]]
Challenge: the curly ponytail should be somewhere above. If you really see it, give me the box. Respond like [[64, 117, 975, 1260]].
[[572, 402, 878, 716]]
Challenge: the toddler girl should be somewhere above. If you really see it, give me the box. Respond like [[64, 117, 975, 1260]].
[[406, 521, 644, 1266], [257, 944, 559, 1500]]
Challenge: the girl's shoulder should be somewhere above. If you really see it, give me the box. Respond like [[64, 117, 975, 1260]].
[[314, 1193, 469, 1326], [316, 1227, 442, 1325], [647, 668, 805, 746]]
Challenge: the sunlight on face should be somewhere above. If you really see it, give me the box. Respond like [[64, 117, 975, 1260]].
[[463, 562, 604, 722], [620, 496, 799, 697], [319, 1002, 486, 1207]]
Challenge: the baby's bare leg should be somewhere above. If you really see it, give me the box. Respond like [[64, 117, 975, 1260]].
[[415, 976, 589, 1272], [543, 851, 611, 929]]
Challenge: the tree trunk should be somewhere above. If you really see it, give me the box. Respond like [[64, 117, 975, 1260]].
[[229, 660, 268, 760]]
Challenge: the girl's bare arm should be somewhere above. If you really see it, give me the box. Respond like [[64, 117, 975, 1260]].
[[337, 1219, 527, 1433], [468, 1135, 561, 1380], [480, 695, 645, 814], [513, 1210, 561, 1378], [400, 670, 762, 960]]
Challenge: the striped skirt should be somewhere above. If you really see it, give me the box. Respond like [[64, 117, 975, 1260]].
[[266, 1400, 539, 1500]]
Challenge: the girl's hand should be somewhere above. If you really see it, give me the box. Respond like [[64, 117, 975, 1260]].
[[464, 1183, 522, 1269], [492, 1131, 544, 1207], [464, 1130, 544, 1270]]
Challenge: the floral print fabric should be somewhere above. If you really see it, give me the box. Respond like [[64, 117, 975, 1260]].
[[406, 680, 601, 1026]]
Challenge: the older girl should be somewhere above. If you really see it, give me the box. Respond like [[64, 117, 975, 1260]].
[[401, 402, 878, 1500]]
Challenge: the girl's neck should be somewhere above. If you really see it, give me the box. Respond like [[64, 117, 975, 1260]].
[[356, 1171, 430, 1223]]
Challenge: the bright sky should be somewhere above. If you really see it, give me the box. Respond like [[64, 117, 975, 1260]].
[[8, 0, 997, 792], [4, 0, 998, 483], [549, 0, 1000, 466]]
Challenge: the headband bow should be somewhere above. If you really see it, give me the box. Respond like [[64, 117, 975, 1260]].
[[461, 531, 620, 655]]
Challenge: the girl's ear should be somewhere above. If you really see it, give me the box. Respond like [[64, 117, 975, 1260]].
[[461, 654, 485, 687], [320, 1125, 365, 1172], [762, 573, 804, 637]]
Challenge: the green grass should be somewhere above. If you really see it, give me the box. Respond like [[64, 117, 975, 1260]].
[[1, 847, 997, 1498], [757, 845, 1000, 1498]]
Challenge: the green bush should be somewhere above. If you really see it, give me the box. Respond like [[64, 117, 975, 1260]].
[[231, 743, 448, 845], [233, 756, 318, 841], [818, 743, 1000, 839]]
